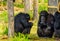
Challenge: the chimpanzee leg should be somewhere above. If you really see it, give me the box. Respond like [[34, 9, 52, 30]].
[[37, 27, 43, 37], [22, 28, 31, 34]]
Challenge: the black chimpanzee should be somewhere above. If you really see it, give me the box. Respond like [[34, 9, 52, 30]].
[[37, 10, 48, 37], [54, 11, 60, 38], [37, 10, 54, 38], [14, 12, 33, 34]]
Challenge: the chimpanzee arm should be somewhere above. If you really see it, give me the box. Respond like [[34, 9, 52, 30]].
[[20, 19, 29, 28]]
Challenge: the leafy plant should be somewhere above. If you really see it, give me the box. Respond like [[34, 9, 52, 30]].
[[10, 33, 30, 41]]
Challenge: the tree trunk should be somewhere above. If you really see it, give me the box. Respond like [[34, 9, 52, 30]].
[[24, 0, 30, 13], [7, 0, 14, 38], [33, 0, 38, 20], [30, 0, 33, 10]]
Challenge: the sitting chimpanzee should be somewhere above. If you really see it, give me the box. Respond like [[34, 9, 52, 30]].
[[37, 10, 54, 38], [54, 11, 60, 38], [14, 12, 33, 34], [37, 10, 48, 37]]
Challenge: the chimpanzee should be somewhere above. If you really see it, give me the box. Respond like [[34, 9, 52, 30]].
[[54, 11, 60, 38], [37, 10, 48, 37], [37, 10, 54, 38], [14, 12, 33, 34]]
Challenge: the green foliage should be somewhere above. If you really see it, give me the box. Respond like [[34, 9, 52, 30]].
[[3, 1, 7, 6], [0, 11, 8, 35], [29, 10, 33, 20], [38, 0, 42, 3], [3, 27, 8, 35], [0, 11, 8, 23], [3, 0, 7, 1], [38, 4, 48, 13], [14, 3, 24, 8], [0, 23, 8, 35], [0, 1, 7, 6], [44, 0, 48, 3], [38, 0, 48, 13], [38, 0, 48, 3], [10, 33, 30, 41]]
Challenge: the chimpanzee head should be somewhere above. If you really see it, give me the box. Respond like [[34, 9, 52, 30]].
[[40, 10, 48, 24], [17, 12, 30, 21], [25, 14, 30, 21]]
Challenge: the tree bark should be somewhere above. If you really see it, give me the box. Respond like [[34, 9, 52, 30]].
[[24, 0, 30, 13], [7, 0, 14, 38], [33, 0, 38, 20], [30, 0, 33, 10]]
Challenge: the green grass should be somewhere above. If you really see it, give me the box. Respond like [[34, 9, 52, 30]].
[[9, 33, 30, 41]]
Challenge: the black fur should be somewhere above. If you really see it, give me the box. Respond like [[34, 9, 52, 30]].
[[54, 11, 60, 38], [37, 11, 54, 38], [14, 12, 33, 34], [37, 11, 48, 37], [46, 14, 54, 38]]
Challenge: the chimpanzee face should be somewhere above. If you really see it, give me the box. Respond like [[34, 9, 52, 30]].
[[25, 14, 30, 21], [41, 16, 46, 24], [40, 10, 48, 24]]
